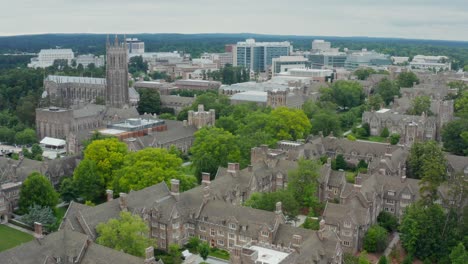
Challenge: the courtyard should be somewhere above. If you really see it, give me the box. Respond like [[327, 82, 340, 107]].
[[0, 224, 33, 252]]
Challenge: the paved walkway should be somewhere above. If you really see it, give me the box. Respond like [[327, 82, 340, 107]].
[[384, 232, 400, 257], [2, 222, 35, 236]]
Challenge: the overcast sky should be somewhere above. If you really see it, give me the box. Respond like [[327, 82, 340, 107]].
[[2, 0, 468, 41]]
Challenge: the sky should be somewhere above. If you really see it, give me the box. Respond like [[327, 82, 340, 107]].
[[1, 0, 468, 41]]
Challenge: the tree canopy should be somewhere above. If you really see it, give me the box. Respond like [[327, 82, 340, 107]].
[[137, 88, 161, 115], [396, 71, 419, 88], [374, 78, 399, 105], [442, 118, 468, 156], [407, 95, 432, 115], [96, 211, 155, 257], [321, 81, 365, 109], [244, 190, 299, 218], [18, 172, 59, 214], [363, 225, 388, 253], [287, 159, 320, 208]]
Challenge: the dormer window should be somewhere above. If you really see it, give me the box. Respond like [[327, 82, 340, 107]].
[[229, 223, 237, 230], [387, 191, 395, 196], [343, 221, 351, 228], [261, 231, 269, 237]]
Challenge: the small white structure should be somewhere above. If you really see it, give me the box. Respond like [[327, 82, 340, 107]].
[[40, 137, 67, 159]]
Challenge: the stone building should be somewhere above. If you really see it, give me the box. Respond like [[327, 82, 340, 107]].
[[188, 104, 216, 129], [0, 227, 159, 264], [106, 35, 129, 108]]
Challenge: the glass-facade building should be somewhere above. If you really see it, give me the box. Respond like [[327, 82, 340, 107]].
[[236, 39, 291, 72]]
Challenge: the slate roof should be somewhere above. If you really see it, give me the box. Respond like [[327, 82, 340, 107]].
[[323, 202, 368, 227], [0, 229, 143, 264]]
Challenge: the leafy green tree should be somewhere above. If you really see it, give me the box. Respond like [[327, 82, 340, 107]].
[[21, 204, 56, 228], [390, 133, 400, 145], [354, 68, 376, 80], [343, 253, 359, 264], [18, 172, 59, 214], [0, 126, 15, 144], [187, 236, 201, 251], [168, 244, 183, 264], [454, 90, 468, 116], [137, 88, 161, 115], [244, 190, 299, 218], [442, 119, 468, 156], [128, 56, 148, 75], [407, 95, 432, 115], [450, 243, 468, 264], [191, 127, 240, 179], [59, 177, 78, 203], [366, 94, 384, 111], [267, 107, 311, 140], [358, 251, 371, 264], [216, 115, 239, 134], [374, 78, 400, 105], [198, 242, 210, 260], [15, 128, 37, 145], [377, 256, 388, 264], [377, 211, 398, 232], [287, 159, 320, 208], [311, 112, 341, 137], [397, 71, 419, 88], [325, 81, 365, 109], [15, 93, 38, 126], [81, 131, 112, 150], [96, 211, 155, 257], [302, 217, 320, 230], [333, 154, 347, 171], [112, 148, 196, 193], [363, 224, 388, 253], [83, 138, 128, 186], [73, 159, 105, 203], [380, 127, 390, 138]]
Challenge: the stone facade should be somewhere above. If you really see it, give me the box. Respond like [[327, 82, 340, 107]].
[[188, 104, 216, 129], [106, 35, 130, 108]]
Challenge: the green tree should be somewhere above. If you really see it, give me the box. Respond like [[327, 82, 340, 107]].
[[363, 224, 388, 253], [168, 244, 183, 264], [407, 95, 432, 115], [128, 56, 148, 75], [380, 127, 389, 138], [442, 119, 468, 156], [191, 127, 240, 179], [358, 251, 371, 264], [454, 90, 468, 116], [244, 190, 299, 218], [374, 78, 400, 105], [267, 107, 311, 140], [450, 243, 468, 264], [83, 138, 128, 186], [390, 133, 400, 145], [302, 217, 320, 230], [31, 143, 43, 160], [0, 126, 15, 144], [326, 81, 365, 109], [112, 148, 196, 193], [366, 94, 385, 111], [377, 211, 398, 232], [333, 154, 347, 171], [198, 242, 210, 261], [14, 128, 37, 145], [73, 159, 105, 203], [59, 177, 78, 203], [137, 88, 161, 115], [96, 211, 155, 257], [21, 204, 56, 228], [287, 159, 320, 208], [187, 236, 201, 251], [311, 112, 341, 137], [377, 256, 388, 264], [397, 71, 419, 88], [18, 172, 59, 214], [354, 68, 376, 80]]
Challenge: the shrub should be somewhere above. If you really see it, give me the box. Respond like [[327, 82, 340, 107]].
[[363, 225, 388, 253], [380, 127, 390, 138], [377, 211, 398, 232], [390, 133, 400, 145]]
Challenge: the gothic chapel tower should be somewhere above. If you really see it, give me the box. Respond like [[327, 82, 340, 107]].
[[106, 35, 129, 108]]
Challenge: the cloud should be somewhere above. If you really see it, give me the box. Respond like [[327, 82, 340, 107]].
[[0, 0, 467, 41]]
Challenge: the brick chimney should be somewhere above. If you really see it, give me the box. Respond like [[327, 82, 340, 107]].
[[202, 173, 211, 187], [144, 246, 155, 263], [34, 222, 43, 239], [119, 193, 128, 211], [385, 144, 392, 157], [318, 219, 326, 241], [106, 190, 113, 202], [171, 179, 180, 201], [355, 175, 362, 185], [227, 163, 240, 174], [247, 165, 253, 172], [401, 168, 407, 183]]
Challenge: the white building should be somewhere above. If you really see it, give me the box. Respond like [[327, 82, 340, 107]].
[[28, 49, 74, 68], [75, 54, 105, 68], [126, 38, 145, 55], [410, 55, 451, 71], [271, 56, 308, 76], [391, 56, 410, 65], [278, 68, 334, 82], [236, 39, 292, 72], [312, 40, 331, 52]]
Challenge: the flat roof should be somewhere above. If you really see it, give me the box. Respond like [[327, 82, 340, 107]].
[[249, 246, 290, 264], [40, 137, 66, 146], [99, 128, 127, 135], [376, 108, 391, 113]]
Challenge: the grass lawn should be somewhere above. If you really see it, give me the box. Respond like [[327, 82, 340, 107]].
[[345, 171, 357, 183], [367, 136, 388, 143], [209, 248, 230, 260], [0, 224, 34, 252]]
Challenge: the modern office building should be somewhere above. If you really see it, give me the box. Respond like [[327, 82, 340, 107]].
[[344, 49, 392, 70], [28, 49, 75, 68], [410, 55, 451, 71], [271, 56, 308, 76], [308, 51, 348, 68], [126, 38, 145, 55], [236, 39, 291, 72]]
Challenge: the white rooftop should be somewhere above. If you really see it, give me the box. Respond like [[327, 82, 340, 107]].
[[46, 75, 106, 85], [376, 108, 391, 113], [99, 128, 127, 135], [231, 91, 267, 103], [250, 246, 290, 264], [40, 137, 66, 147]]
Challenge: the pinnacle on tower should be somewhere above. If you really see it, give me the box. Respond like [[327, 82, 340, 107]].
[[114, 35, 119, 46]]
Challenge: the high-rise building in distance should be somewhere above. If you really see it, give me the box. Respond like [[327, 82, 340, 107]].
[[235, 39, 291, 72]]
